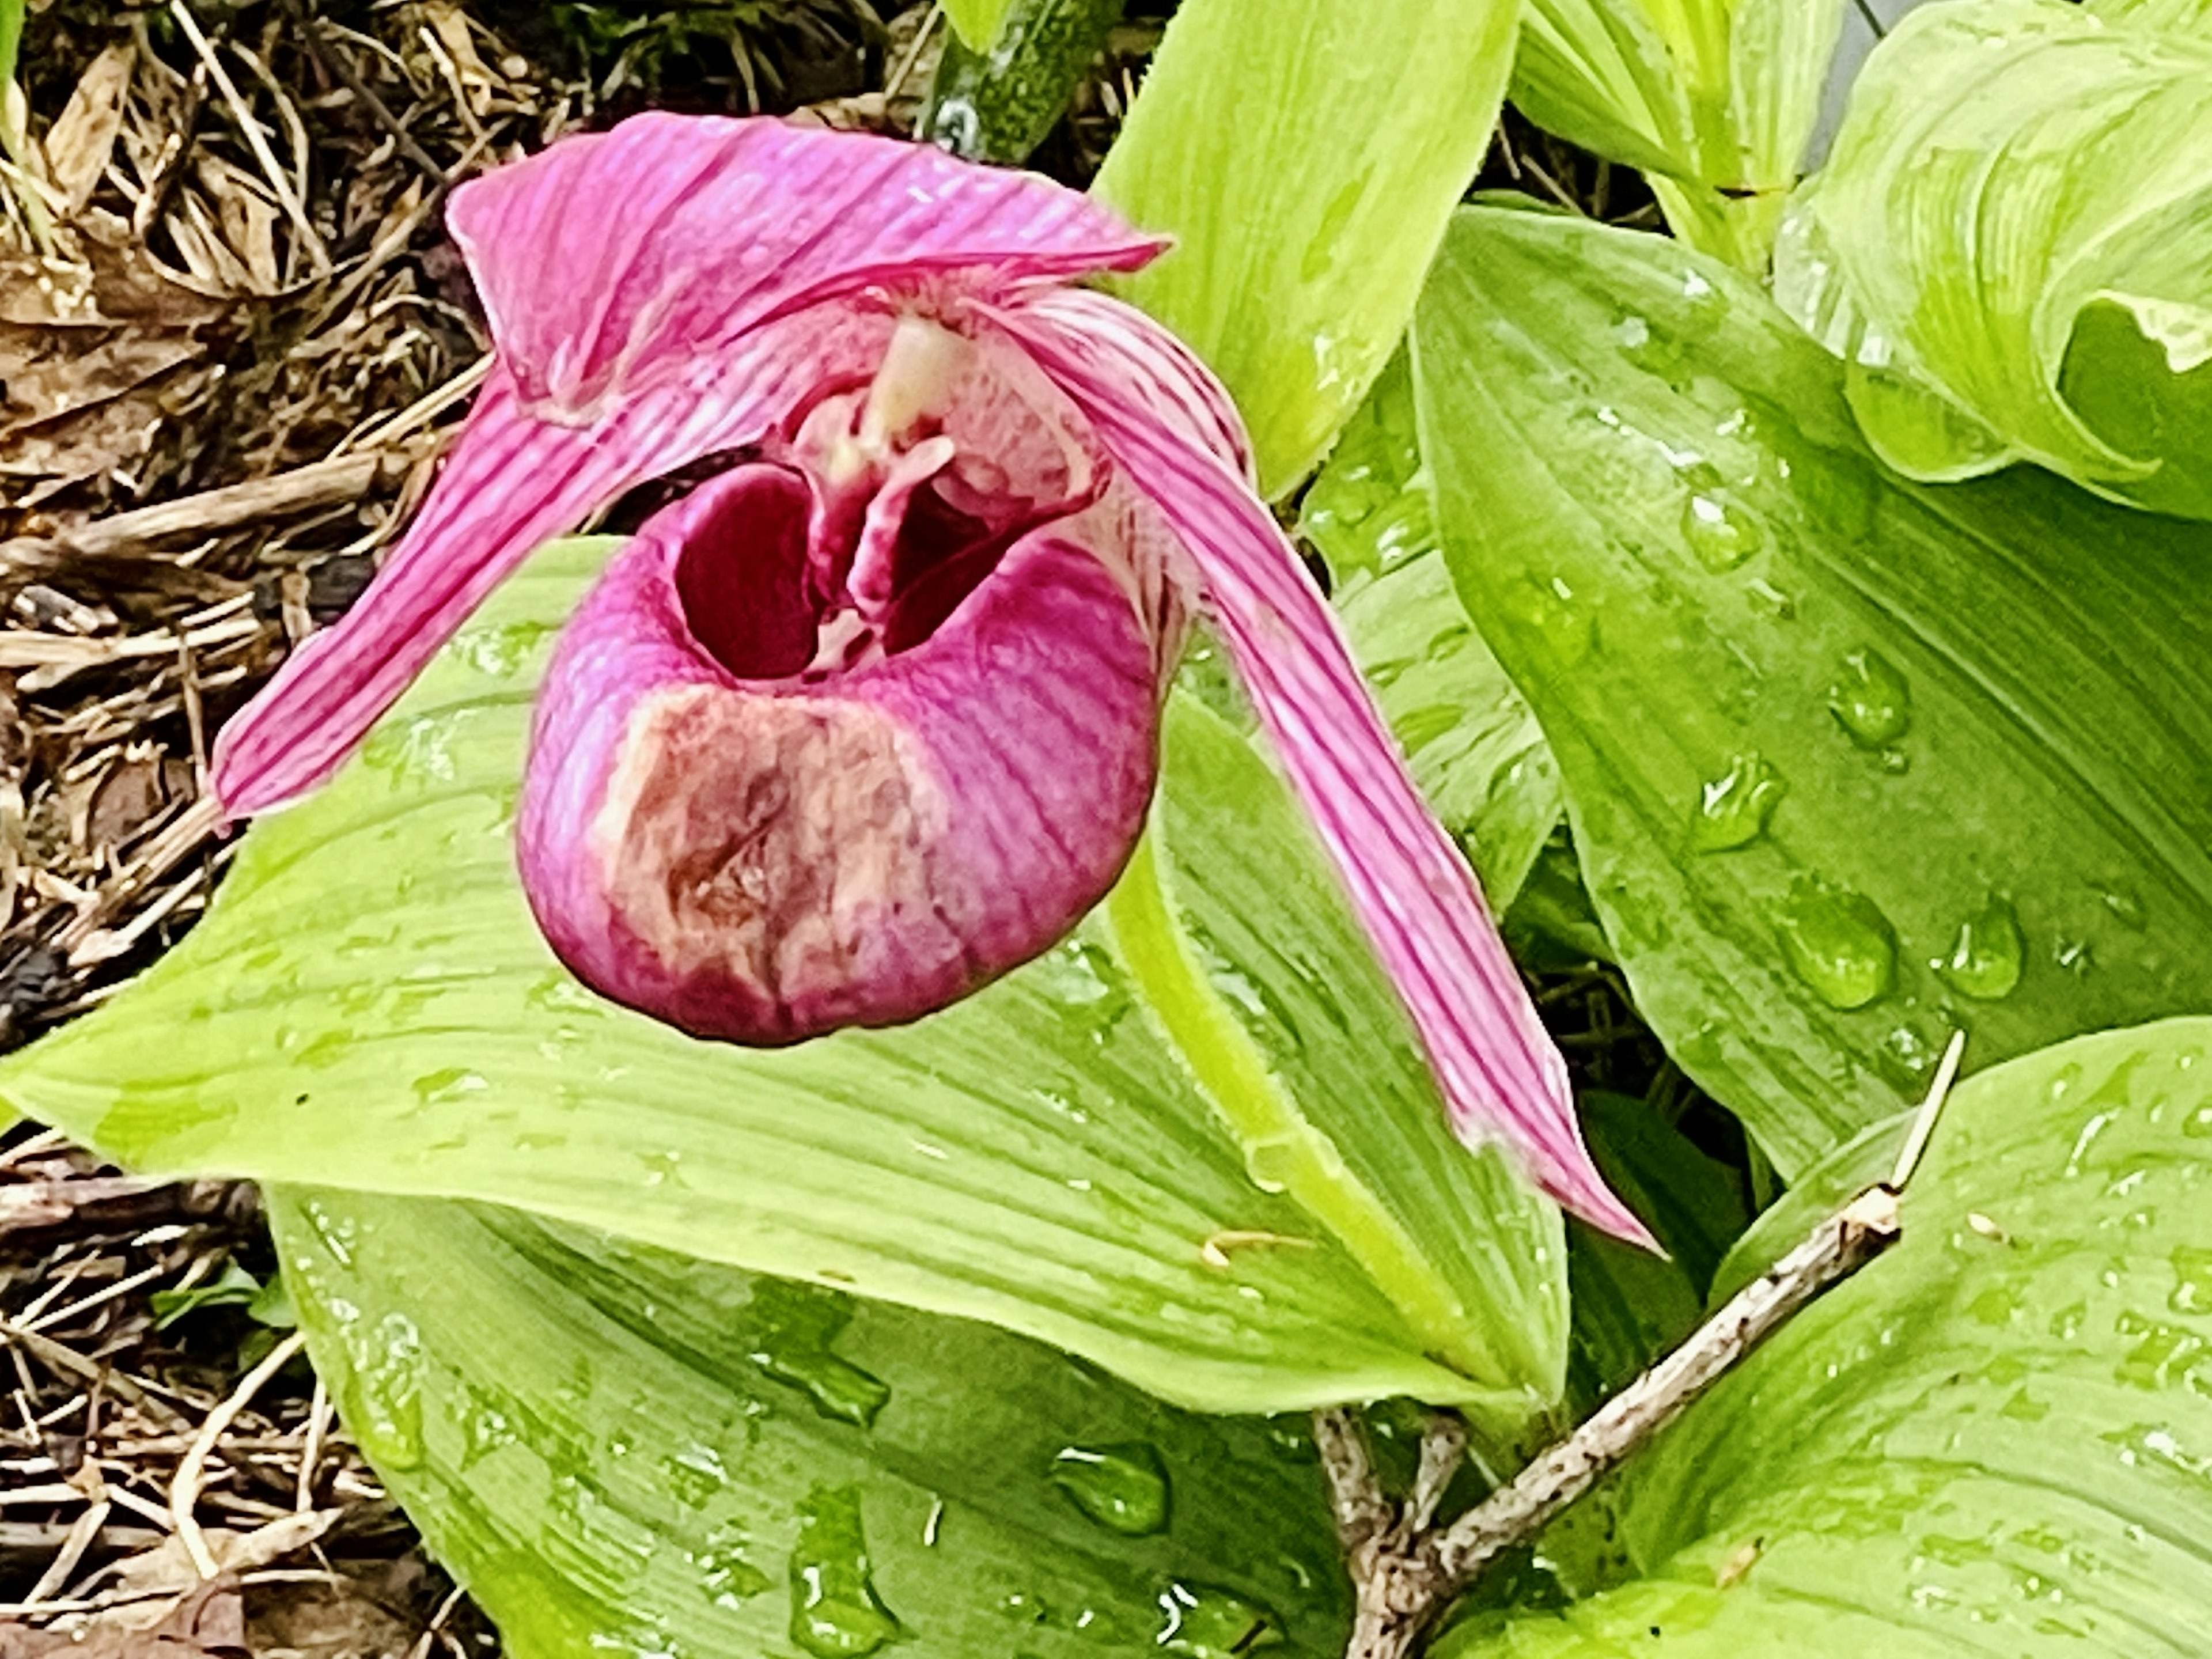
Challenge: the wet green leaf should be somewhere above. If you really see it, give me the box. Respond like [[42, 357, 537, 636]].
[[1414, 208, 2212, 1175], [1512, 0, 1846, 269], [0, 539, 1565, 1421], [270, 1187, 1349, 1659], [1094, 0, 1520, 493], [1775, 0, 2212, 515], [1302, 351, 1562, 911], [1442, 1019, 2212, 1656]]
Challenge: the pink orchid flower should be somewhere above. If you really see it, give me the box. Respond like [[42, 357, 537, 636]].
[[210, 113, 1645, 1244]]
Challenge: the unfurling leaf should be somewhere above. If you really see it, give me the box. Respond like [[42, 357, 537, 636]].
[[1512, 0, 1846, 270], [1775, 0, 2212, 515]]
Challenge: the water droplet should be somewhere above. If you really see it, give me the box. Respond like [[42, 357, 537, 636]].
[[1877, 1024, 1940, 1088], [2097, 884, 2148, 931], [527, 972, 607, 1016], [695, 1523, 773, 1607], [450, 619, 556, 677], [1938, 896, 2025, 1001], [2171, 1247, 2212, 1315], [346, 1313, 426, 1471], [1690, 753, 1786, 851], [1827, 649, 1911, 748], [1777, 879, 1897, 1009], [1681, 494, 1764, 571], [1154, 1582, 1283, 1658], [2113, 1314, 2208, 1391], [1744, 577, 1796, 619], [787, 1487, 900, 1658], [664, 1443, 728, 1508], [747, 1281, 891, 1428], [1050, 1444, 1170, 1536], [360, 712, 461, 783], [411, 1067, 489, 1110], [459, 1398, 516, 1471]]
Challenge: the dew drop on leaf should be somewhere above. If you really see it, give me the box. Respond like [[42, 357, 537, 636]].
[[1681, 493, 1764, 571], [1827, 648, 1912, 748], [1938, 896, 2025, 1001], [1153, 1581, 1283, 1658], [698, 1523, 773, 1607], [346, 1312, 426, 1471], [745, 1281, 892, 1428], [1690, 752, 1786, 851], [787, 1485, 901, 1659], [1050, 1442, 1171, 1536], [2098, 883, 2149, 931], [2169, 1247, 2212, 1315], [450, 618, 557, 677], [1776, 879, 1897, 1009], [663, 1442, 729, 1508]]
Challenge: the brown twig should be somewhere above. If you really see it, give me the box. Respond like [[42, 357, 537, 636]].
[[1332, 1033, 1967, 1659]]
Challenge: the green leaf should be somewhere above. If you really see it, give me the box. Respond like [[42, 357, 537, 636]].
[[1563, 1091, 1748, 1412], [150, 1259, 264, 1330], [1412, 207, 2212, 1177], [1093, 0, 1522, 494], [0, 538, 1565, 1421], [941, 0, 1017, 51], [1440, 1018, 2212, 1656], [1511, 0, 1846, 270], [269, 1185, 1350, 1659], [1301, 351, 1562, 911], [1774, 0, 2212, 516], [922, 0, 1126, 163]]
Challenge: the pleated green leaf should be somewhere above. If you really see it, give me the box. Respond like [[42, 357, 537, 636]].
[[1414, 207, 2212, 1176], [269, 1186, 1350, 1659], [1441, 1018, 2212, 1656], [1301, 350, 1562, 911], [0, 538, 1566, 1420], [1775, 0, 2212, 516], [1093, 0, 1521, 493], [1512, 0, 1846, 269]]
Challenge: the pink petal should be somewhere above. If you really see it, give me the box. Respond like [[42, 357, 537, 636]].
[[447, 112, 1164, 419], [216, 117, 1168, 820], [991, 289, 1651, 1245], [211, 310, 898, 817], [517, 463, 1175, 1042]]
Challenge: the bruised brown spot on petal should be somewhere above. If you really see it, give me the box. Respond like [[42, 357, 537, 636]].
[[589, 681, 974, 1037]]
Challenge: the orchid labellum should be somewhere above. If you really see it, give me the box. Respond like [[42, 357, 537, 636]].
[[210, 114, 1644, 1243]]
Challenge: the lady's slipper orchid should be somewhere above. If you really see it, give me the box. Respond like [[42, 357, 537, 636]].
[[209, 114, 1646, 1244]]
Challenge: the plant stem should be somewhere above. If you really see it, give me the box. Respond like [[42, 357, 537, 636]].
[[1104, 832, 1517, 1398]]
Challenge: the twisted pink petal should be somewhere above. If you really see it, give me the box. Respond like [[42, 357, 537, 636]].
[[989, 290, 1649, 1243]]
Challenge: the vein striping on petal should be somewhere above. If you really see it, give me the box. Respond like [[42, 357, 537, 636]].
[[992, 290, 1650, 1244]]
